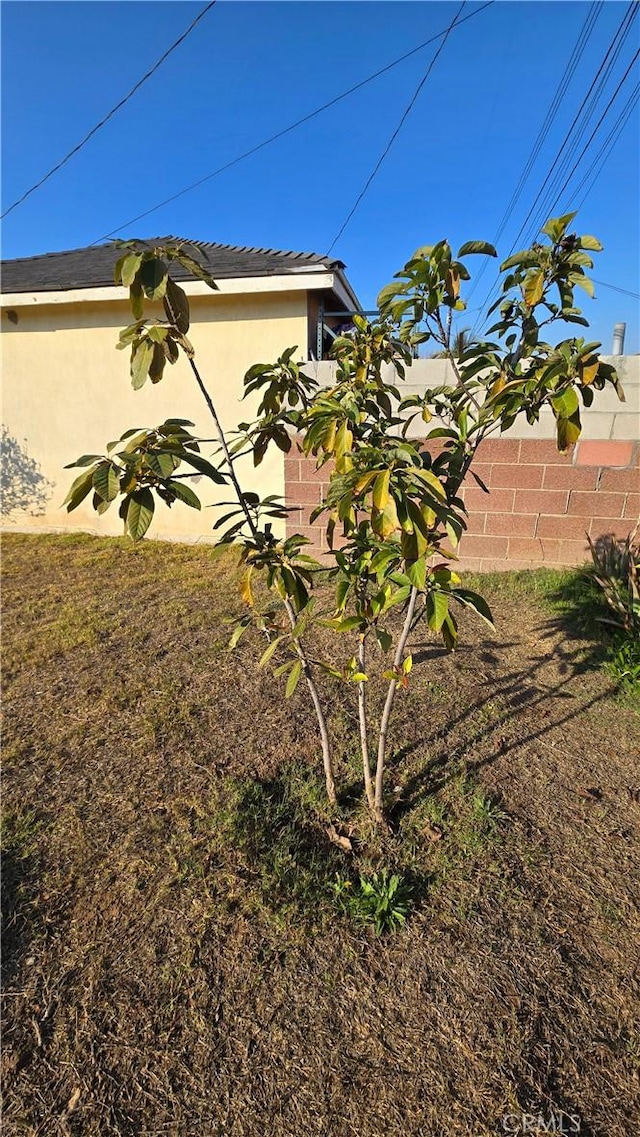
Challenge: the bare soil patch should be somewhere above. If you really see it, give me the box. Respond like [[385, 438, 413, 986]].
[[2, 534, 639, 1136]]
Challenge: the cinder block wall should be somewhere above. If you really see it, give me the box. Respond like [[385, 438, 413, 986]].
[[286, 356, 639, 571]]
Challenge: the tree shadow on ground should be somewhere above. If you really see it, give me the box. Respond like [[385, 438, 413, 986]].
[[387, 609, 615, 825], [222, 773, 350, 918], [1, 838, 39, 989]]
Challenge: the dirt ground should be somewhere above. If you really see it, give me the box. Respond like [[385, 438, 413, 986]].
[[2, 533, 639, 1137]]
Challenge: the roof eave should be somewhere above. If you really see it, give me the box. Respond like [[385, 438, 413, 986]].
[[0, 269, 350, 308]]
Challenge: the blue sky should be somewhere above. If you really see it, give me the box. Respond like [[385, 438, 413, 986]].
[[2, 1, 639, 351]]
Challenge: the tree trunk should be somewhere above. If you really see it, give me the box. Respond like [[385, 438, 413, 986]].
[[358, 635, 375, 810], [374, 586, 419, 823]]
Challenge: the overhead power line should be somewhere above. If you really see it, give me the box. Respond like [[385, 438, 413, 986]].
[[516, 6, 638, 247], [325, 0, 474, 255], [1, 2, 217, 221], [576, 84, 639, 209], [506, 2, 637, 256], [464, 2, 603, 310], [92, 0, 493, 245], [548, 49, 639, 216], [470, 1, 638, 334], [593, 279, 640, 300]]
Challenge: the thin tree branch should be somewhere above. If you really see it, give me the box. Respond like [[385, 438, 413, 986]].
[[374, 585, 419, 822], [435, 311, 482, 413], [187, 356, 259, 540], [358, 635, 375, 810], [282, 596, 337, 805]]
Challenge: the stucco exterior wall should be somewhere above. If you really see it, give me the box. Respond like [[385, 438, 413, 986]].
[[1, 291, 308, 541]]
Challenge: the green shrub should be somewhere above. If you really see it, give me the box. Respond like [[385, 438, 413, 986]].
[[587, 530, 640, 635], [333, 870, 415, 935]]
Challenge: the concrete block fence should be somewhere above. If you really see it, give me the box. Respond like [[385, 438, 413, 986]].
[[285, 355, 639, 571], [285, 436, 638, 571]]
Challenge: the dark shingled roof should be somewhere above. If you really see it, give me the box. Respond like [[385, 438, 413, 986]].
[[1, 238, 347, 294]]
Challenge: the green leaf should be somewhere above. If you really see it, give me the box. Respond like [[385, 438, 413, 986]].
[[324, 616, 363, 633], [569, 272, 595, 298], [146, 451, 177, 479], [579, 235, 603, 252], [148, 343, 166, 384], [556, 414, 582, 451], [500, 249, 538, 271], [441, 611, 458, 651], [457, 241, 497, 257], [451, 588, 494, 628], [376, 281, 402, 308], [406, 558, 427, 590], [228, 622, 249, 650], [120, 253, 143, 288], [411, 466, 447, 500], [163, 277, 190, 334], [64, 453, 103, 469], [131, 340, 154, 390], [171, 250, 218, 291], [130, 281, 144, 320], [167, 480, 201, 509], [285, 659, 303, 697], [139, 258, 168, 301], [550, 387, 579, 418], [375, 628, 393, 652], [92, 462, 119, 503], [178, 451, 226, 484], [426, 590, 449, 632], [258, 636, 284, 669], [126, 488, 155, 541], [63, 468, 95, 511]]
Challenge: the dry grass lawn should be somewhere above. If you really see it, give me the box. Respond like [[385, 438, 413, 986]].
[[2, 533, 639, 1136]]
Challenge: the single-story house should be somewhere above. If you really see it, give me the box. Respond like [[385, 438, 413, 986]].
[[1, 237, 360, 541]]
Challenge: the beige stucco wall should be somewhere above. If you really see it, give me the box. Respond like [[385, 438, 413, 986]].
[[1, 290, 308, 541]]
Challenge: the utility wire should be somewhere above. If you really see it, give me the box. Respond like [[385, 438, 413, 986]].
[[464, 2, 602, 310], [549, 50, 639, 215], [519, 6, 638, 244], [470, 1, 638, 334], [93, 0, 493, 245], [1, 2, 217, 221], [326, 0, 470, 255], [507, 2, 637, 253], [593, 279, 640, 300], [576, 84, 639, 209]]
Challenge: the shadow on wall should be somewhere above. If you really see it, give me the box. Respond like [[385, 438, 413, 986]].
[[1, 426, 54, 518]]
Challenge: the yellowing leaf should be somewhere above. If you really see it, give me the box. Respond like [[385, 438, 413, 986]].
[[373, 469, 390, 512], [446, 268, 460, 298], [379, 493, 400, 539], [354, 471, 377, 494], [580, 357, 599, 385], [322, 418, 337, 453], [489, 372, 507, 398], [335, 420, 353, 471], [523, 270, 545, 307], [240, 568, 254, 607]]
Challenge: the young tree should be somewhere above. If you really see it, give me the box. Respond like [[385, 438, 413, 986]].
[[66, 215, 622, 824]]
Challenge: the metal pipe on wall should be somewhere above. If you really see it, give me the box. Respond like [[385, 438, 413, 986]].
[[612, 322, 626, 354]]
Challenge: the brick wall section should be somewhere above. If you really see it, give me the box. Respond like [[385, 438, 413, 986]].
[[285, 438, 639, 571]]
